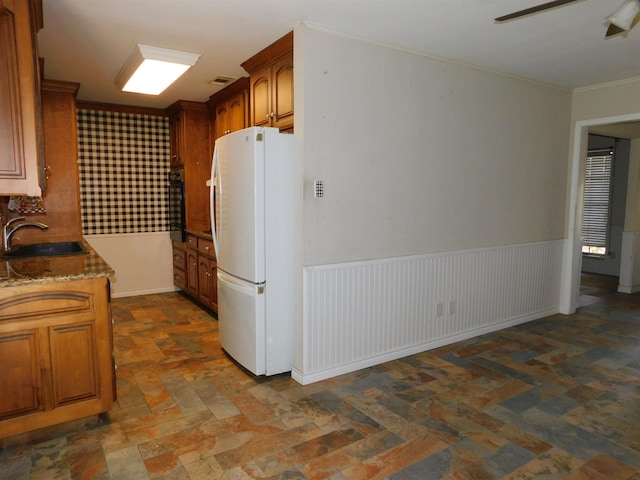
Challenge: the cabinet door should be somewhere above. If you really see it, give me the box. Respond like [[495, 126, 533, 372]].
[[17, 82, 82, 244], [181, 107, 212, 233], [0, 7, 23, 179], [0, 328, 43, 420], [198, 256, 213, 306], [49, 322, 98, 407], [173, 267, 187, 291], [187, 249, 198, 297], [215, 101, 229, 139], [173, 246, 187, 270], [250, 67, 271, 128], [227, 92, 247, 134], [209, 262, 218, 311], [169, 114, 183, 168], [0, 0, 41, 196], [172, 245, 187, 289], [271, 53, 294, 131]]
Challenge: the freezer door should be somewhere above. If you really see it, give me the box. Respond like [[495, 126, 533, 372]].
[[217, 270, 266, 375], [214, 127, 265, 283]]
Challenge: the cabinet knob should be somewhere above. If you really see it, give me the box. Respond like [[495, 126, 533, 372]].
[[265, 113, 270, 119]]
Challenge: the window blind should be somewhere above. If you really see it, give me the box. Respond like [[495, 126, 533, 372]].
[[582, 148, 613, 255]]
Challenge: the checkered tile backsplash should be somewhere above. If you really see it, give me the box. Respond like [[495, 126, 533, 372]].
[[77, 109, 170, 235]]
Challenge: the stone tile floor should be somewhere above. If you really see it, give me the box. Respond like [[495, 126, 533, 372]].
[[0, 273, 639, 479]]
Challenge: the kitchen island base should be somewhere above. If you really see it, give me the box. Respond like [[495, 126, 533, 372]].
[[0, 276, 114, 439]]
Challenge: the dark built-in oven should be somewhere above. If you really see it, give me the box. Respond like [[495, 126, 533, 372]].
[[168, 169, 186, 242]]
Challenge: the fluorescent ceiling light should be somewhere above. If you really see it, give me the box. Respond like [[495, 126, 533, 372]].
[[115, 44, 200, 95]]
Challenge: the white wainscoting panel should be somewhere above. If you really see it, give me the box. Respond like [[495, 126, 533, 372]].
[[294, 240, 563, 384]]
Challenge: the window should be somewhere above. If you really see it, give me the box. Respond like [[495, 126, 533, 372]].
[[582, 148, 613, 256]]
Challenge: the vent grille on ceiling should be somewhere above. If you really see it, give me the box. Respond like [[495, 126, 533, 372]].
[[209, 76, 236, 86]]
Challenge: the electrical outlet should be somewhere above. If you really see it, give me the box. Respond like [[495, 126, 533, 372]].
[[449, 300, 456, 315], [436, 302, 443, 317]]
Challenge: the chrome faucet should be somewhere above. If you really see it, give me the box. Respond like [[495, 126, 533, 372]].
[[2, 217, 48, 252]]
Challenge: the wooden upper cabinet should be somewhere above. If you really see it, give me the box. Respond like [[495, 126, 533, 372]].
[[241, 31, 293, 132], [16, 80, 82, 244], [169, 113, 183, 169], [227, 92, 248, 133], [250, 69, 271, 128], [0, 0, 43, 196], [166, 101, 211, 234], [214, 102, 229, 139], [207, 77, 250, 145], [271, 54, 293, 130]]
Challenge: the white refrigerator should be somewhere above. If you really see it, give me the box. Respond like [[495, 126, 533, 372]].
[[209, 126, 294, 376]]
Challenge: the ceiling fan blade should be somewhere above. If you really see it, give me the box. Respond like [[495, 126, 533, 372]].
[[495, 0, 581, 22]]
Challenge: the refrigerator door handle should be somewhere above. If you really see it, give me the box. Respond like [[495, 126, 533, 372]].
[[218, 270, 262, 295], [210, 146, 220, 259]]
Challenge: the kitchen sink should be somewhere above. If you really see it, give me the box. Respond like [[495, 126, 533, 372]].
[[0, 241, 88, 259]]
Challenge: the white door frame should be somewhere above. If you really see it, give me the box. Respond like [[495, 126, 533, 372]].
[[560, 112, 640, 314]]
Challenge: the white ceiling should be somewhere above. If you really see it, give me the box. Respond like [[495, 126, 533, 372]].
[[38, 0, 640, 110]]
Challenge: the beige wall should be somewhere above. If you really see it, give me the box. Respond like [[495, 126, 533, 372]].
[[293, 25, 574, 381], [572, 78, 640, 123], [626, 139, 640, 231], [297, 25, 572, 267]]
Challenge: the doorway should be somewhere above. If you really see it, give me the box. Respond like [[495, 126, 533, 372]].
[[562, 113, 640, 314]]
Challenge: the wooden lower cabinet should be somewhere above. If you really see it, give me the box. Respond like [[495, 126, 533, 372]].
[[172, 242, 187, 291], [174, 234, 217, 313], [187, 247, 199, 298], [0, 277, 114, 438], [0, 329, 41, 418], [197, 255, 218, 311], [50, 321, 99, 407]]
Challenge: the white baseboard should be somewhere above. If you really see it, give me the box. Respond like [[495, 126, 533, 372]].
[[292, 307, 557, 385]]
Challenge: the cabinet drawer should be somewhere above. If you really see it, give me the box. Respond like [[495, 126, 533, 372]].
[[0, 285, 95, 323], [198, 238, 215, 258], [173, 268, 186, 290], [172, 247, 187, 270], [186, 234, 197, 250]]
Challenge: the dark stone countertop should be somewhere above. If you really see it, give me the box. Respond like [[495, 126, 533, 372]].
[[185, 229, 213, 241], [0, 239, 114, 287]]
